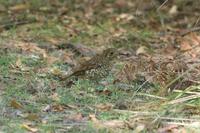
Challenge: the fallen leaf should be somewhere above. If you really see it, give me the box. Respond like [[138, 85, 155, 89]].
[[103, 120, 125, 129], [89, 114, 99, 123], [43, 36, 62, 45], [111, 27, 127, 37], [46, 56, 59, 65], [10, 99, 23, 109], [0, 4, 6, 12], [95, 103, 113, 111], [25, 113, 40, 121], [39, 6, 51, 12], [65, 104, 79, 109], [12, 58, 31, 72], [89, 114, 126, 129], [116, 13, 134, 22], [9, 4, 29, 12], [179, 33, 200, 52], [61, 52, 75, 65], [49, 93, 60, 102], [169, 5, 178, 15], [15, 58, 22, 68], [116, 63, 137, 83], [115, 0, 128, 8], [158, 124, 179, 133], [63, 43, 96, 57], [52, 104, 64, 112], [96, 89, 112, 96], [136, 46, 148, 55], [14, 41, 47, 58], [180, 41, 192, 51], [50, 68, 62, 76], [42, 105, 51, 112], [135, 124, 145, 132], [21, 124, 38, 133], [65, 113, 84, 122]]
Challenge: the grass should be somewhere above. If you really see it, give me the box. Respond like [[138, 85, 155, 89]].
[[0, 46, 196, 132], [0, 50, 133, 132], [1, 0, 200, 132], [0, 53, 141, 132]]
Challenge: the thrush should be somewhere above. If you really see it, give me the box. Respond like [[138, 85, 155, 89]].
[[61, 48, 118, 82]]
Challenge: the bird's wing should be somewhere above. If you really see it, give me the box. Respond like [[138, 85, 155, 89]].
[[70, 55, 102, 76]]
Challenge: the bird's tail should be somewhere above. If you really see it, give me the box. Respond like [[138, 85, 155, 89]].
[[59, 70, 74, 81]]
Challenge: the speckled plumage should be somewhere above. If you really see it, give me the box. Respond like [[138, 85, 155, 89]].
[[62, 48, 117, 81]]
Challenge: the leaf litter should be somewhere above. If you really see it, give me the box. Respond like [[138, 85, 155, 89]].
[[1, 0, 200, 132]]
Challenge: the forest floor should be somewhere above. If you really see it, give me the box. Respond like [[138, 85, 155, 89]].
[[1, 0, 200, 132]]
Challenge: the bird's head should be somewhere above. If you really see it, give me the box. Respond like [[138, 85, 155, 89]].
[[102, 48, 118, 60]]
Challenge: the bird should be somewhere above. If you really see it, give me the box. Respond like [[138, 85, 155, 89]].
[[61, 48, 118, 82]]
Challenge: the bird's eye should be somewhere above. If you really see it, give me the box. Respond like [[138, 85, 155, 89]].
[[110, 52, 114, 55]]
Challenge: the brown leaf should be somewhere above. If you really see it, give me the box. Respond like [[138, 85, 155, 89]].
[[42, 105, 51, 112], [179, 33, 200, 52], [134, 124, 146, 132], [116, 63, 136, 83], [14, 41, 47, 58], [158, 124, 180, 133], [15, 58, 22, 68], [64, 104, 79, 109], [9, 4, 29, 12], [61, 52, 75, 65], [102, 120, 125, 129], [0, 4, 6, 12], [136, 46, 148, 55], [42, 104, 67, 112], [190, 33, 200, 45], [89, 114, 100, 123], [11, 58, 31, 72], [115, 0, 128, 8], [25, 114, 40, 121], [21, 123, 38, 133], [46, 56, 59, 65], [50, 68, 62, 76], [118, 13, 134, 22], [65, 113, 84, 122], [73, 43, 96, 57], [95, 103, 113, 111], [169, 5, 178, 15], [10, 99, 23, 109], [42, 36, 63, 46], [89, 114, 126, 129], [52, 104, 64, 112], [111, 27, 127, 37], [180, 41, 192, 51], [96, 89, 112, 95], [49, 93, 60, 102]]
